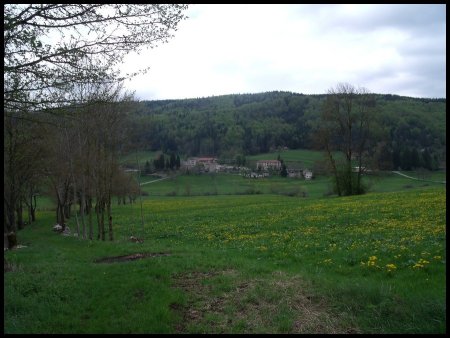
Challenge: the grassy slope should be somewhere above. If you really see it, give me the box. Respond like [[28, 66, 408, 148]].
[[4, 183, 446, 333]]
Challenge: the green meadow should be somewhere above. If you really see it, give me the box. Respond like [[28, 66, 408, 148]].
[[4, 172, 446, 333], [138, 170, 444, 198]]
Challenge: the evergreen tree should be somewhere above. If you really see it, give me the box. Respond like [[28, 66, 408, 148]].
[[410, 148, 421, 169], [392, 147, 401, 170], [421, 148, 432, 170], [175, 155, 181, 169], [144, 160, 151, 174], [401, 148, 412, 170], [154, 153, 165, 170], [280, 163, 288, 177], [170, 153, 176, 170]]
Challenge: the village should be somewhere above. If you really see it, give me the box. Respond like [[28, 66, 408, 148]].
[[180, 157, 314, 180]]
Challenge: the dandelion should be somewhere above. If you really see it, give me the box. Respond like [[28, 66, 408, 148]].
[[413, 259, 430, 269], [366, 256, 378, 267], [386, 263, 397, 272]]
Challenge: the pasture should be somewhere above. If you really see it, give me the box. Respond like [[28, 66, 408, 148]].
[[4, 182, 446, 333], [137, 170, 445, 198]]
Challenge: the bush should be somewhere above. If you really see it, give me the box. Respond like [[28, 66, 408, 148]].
[[166, 191, 177, 196], [331, 169, 370, 196]]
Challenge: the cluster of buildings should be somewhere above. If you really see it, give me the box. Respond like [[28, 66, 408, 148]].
[[181, 157, 245, 174], [181, 157, 313, 179]]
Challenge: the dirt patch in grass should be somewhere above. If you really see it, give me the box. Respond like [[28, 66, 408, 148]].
[[170, 270, 359, 334], [94, 252, 171, 264]]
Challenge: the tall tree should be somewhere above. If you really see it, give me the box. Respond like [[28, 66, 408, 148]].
[[317, 83, 377, 196]]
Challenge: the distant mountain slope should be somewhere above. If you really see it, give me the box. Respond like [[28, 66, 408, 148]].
[[126, 91, 445, 169]]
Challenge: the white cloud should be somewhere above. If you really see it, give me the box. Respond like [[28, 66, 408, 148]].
[[122, 4, 446, 100]]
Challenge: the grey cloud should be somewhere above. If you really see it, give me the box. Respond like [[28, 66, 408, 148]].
[[297, 4, 445, 35]]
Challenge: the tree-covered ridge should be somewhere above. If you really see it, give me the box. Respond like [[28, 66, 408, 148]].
[[127, 91, 445, 170]]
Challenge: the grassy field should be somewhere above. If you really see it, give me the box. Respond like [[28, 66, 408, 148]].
[[4, 181, 446, 333], [247, 149, 329, 164], [136, 169, 445, 198], [120, 150, 160, 168]]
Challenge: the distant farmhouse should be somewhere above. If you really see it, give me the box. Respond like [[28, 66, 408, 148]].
[[303, 169, 313, 180], [287, 169, 302, 178], [182, 157, 218, 172], [287, 168, 313, 179], [256, 160, 282, 171], [182, 157, 313, 180]]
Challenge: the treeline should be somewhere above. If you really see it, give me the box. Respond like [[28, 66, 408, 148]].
[[4, 84, 141, 241], [127, 91, 446, 170], [150, 153, 181, 172], [3, 4, 189, 250]]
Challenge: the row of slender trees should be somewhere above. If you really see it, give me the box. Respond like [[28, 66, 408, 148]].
[[4, 4, 189, 247], [4, 82, 141, 241]]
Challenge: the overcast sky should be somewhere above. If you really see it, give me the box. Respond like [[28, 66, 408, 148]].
[[121, 4, 446, 101]]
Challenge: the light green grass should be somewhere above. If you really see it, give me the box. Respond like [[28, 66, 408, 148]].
[[245, 148, 350, 167], [5, 186, 446, 333], [136, 170, 444, 199], [120, 150, 160, 167], [138, 173, 332, 199]]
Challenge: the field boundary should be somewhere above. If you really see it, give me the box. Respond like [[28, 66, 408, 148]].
[[391, 171, 446, 184], [140, 176, 171, 186]]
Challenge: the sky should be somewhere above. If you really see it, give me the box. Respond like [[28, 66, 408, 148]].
[[121, 4, 446, 101]]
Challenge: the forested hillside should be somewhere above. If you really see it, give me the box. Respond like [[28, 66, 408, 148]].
[[126, 91, 446, 170]]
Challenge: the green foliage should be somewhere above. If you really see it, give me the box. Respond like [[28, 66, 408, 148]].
[[280, 163, 288, 177], [331, 168, 369, 196], [126, 92, 445, 170]]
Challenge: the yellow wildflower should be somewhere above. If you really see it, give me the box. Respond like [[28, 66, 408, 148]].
[[386, 263, 397, 272]]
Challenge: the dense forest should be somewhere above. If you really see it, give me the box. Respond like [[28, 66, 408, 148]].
[[126, 91, 446, 171]]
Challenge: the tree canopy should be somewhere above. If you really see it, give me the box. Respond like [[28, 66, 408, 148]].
[[4, 4, 189, 113], [124, 91, 446, 171]]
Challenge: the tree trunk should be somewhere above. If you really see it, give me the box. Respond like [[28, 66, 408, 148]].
[[17, 199, 24, 230], [7, 232, 17, 249], [108, 200, 113, 241], [32, 195, 37, 222], [80, 192, 86, 240], [6, 196, 17, 233], [64, 204, 71, 219], [108, 216, 113, 241], [30, 194, 37, 222], [101, 204, 106, 241], [325, 143, 341, 196], [88, 197, 93, 240], [75, 212, 80, 237], [59, 203, 66, 229], [96, 202, 101, 240]]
